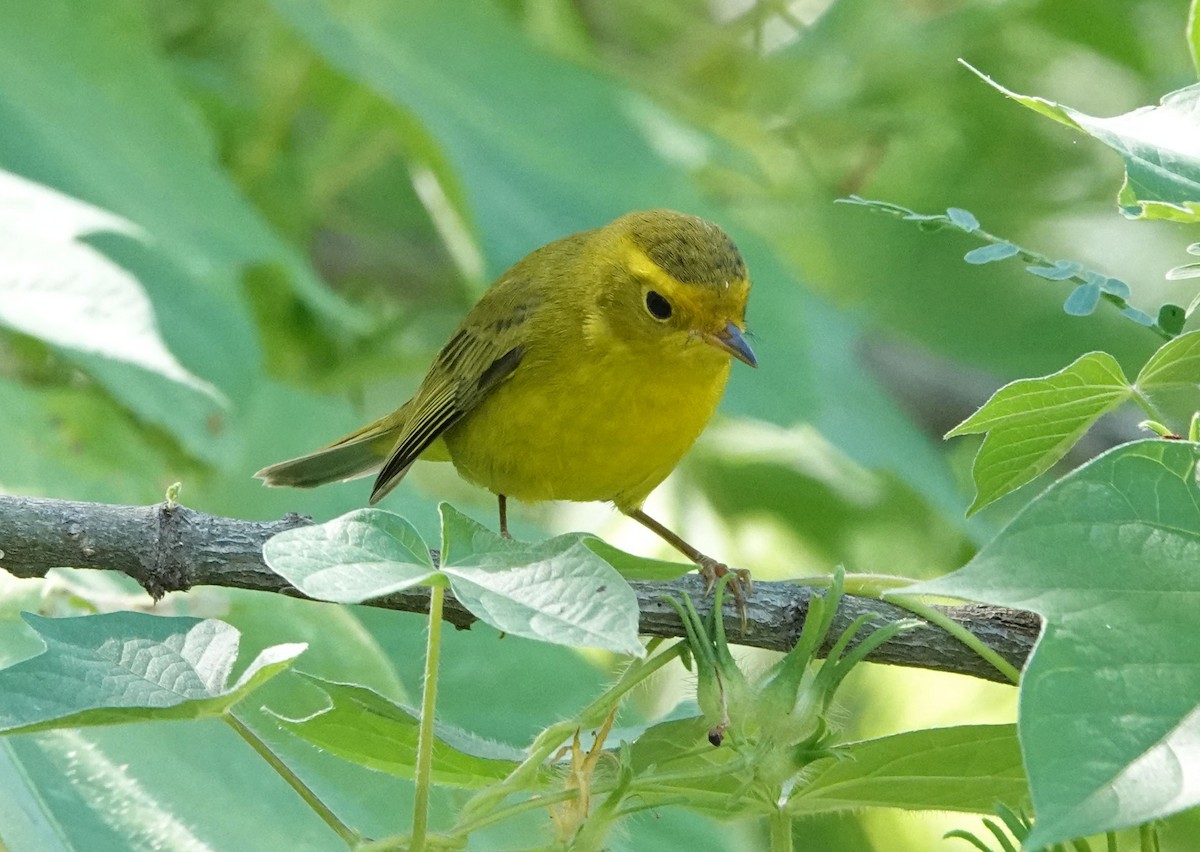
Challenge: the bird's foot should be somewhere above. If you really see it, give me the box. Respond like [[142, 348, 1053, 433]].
[[696, 556, 752, 629]]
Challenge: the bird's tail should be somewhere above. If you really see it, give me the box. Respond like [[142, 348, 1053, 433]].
[[254, 407, 409, 489]]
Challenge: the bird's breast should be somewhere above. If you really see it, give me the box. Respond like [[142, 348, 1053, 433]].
[[443, 338, 731, 509]]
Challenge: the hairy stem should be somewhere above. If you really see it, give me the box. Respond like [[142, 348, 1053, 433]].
[[226, 712, 358, 846], [412, 582, 446, 850]]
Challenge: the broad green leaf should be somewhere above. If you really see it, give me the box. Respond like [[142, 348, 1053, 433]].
[[263, 507, 644, 656], [910, 441, 1200, 847], [788, 725, 1026, 815], [1135, 330, 1200, 392], [270, 675, 528, 787], [585, 539, 694, 581], [963, 63, 1200, 223], [946, 352, 1132, 514], [2, 718, 354, 852], [0, 0, 352, 324], [0, 378, 184, 504], [0, 171, 218, 402], [0, 613, 304, 734], [625, 715, 750, 815], [269, 0, 695, 270], [439, 505, 644, 657], [262, 508, 439, 603]]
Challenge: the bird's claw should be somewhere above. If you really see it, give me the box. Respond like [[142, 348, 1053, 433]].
[[697, 557, 752, 630]]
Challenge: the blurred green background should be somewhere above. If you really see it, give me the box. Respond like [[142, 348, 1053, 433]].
[[1, 0, 1197, 848]]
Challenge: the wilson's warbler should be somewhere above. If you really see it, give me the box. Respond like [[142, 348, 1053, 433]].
[[257, 209, 756, 589]]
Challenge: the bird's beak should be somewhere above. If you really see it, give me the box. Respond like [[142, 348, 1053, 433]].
[[705, 320, 757, 367]]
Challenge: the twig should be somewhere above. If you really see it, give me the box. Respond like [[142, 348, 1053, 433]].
[[0, 495, 1039, 683]]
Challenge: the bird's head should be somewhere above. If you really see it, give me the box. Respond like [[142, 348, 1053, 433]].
[[590, 209, 756, 368]]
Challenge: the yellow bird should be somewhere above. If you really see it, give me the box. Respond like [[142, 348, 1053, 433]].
[[257, 209, 756, 588]]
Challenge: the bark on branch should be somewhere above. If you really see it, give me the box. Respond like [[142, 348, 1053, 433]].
[[0, 495, 1039, 683]]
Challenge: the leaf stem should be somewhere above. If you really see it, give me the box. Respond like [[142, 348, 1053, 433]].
[[412, 582, 446, 851], [770, 810, 794, 852], [455, 640, 682, 832], [793, 574, 1021, 685], [837, 196, 1172, 339], [1130, 388, 1168, 424], [888, 595, 1021, 685], [225, 711, 359, 846]]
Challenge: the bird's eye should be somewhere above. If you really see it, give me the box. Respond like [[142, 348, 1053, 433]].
[[645, 290, 672, 320]]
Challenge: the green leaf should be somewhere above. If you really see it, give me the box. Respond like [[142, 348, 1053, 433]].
[[788, 725, 1026, 815], [946, 352, 1133, 513], [624, 715, 753, 815], [963, 242, 1019, 265], [1166, 263, 1200, 280], [268, 0, 695, 268], [262, 509, 440, 603], [962, 62, 1200, 223], [1135, 330, 1200, 392], [1098, 277, 1130, 299], [264, 507, 645, 656], [0, 0, 353, 325], [270, 675, 527, 787], [0, 172, 220, 403], [1190, 0, 1200, 78], [1026, 260, 1082, 281], [0, 613, 304, 734], [910, 441, 1200, 846], [1062, 282, 1101, 316], [947, 207, 981, 231], [438, 505, 645, 657], [1122, 305, 1156, 326], [585, 539, 694, 581]]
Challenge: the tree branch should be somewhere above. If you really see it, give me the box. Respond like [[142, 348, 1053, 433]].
[[0, 495, 1038, 683]]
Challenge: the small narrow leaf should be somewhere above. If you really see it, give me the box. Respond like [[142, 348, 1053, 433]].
[[946, 207, 981, 232], [438, 505, 644, 657], [1025, 260, 1082, 281], [947, 352, 1132, 513], [262, 509, 439, 603], [1062, 282, 1101, 316], [1098, 276, 1130, 298], [1135, 330, 1200, 391], [1166, 262, 1200, 280], [0, 613, 303, 734], [1121, 305, 1156, 326], [270, 675, 528, 787], [963, 242, 1019, 265]]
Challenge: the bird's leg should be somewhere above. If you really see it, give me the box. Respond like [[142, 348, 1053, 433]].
[[497, 494, 512, 539], [623, 508, 752, 610]]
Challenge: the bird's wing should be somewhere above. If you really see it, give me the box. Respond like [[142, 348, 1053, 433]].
[[369, 294, 531, 504]]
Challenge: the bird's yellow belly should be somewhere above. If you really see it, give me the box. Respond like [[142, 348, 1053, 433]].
[[443, 345, 731, 510]]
